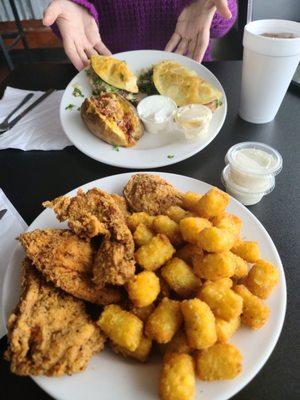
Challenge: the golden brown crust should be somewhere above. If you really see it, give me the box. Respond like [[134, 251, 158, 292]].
[[123, 174, 183, 215], [43, 188, 135, 287], [5, 259, 105, 376], [91, 55, 139, 93], [18, 229, 121, 305], [81, 94, 144, 147]]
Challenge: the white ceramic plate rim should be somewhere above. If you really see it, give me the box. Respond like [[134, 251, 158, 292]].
[[2, 172, 286, 400], [59, 50, 227, 169]]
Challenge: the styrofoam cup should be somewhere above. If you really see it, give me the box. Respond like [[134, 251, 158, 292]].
[[239, 19, 300, 124]]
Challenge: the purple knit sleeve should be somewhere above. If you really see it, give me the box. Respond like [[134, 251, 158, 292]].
[[203, 0, 238, 61], [210, 0, 238, 39], [50, 0, 99, 39]]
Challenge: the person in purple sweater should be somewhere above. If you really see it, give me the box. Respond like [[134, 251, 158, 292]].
[[43, 0, 237, 70]]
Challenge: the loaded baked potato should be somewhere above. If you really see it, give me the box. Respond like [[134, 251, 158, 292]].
[[81, 92, 144, 147]]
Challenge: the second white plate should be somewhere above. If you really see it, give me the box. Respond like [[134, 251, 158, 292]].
[[60, 50, 227, 169], [2, 172, 286, 400]]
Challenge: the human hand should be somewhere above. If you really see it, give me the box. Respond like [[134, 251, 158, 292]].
[[165, 0, 232, 63], [43, 0, 111, 70]]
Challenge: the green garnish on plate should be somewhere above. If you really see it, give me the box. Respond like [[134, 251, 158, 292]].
[[167, 154, 174, 159], [113, 145, 120, 152], [65, 104, 75, 111], [72, 87, 84, 97]]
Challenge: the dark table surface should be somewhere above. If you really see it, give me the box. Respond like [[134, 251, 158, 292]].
[[0, 61, 299, 400]]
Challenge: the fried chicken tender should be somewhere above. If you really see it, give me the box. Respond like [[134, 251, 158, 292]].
[[18, 229, 121, 305], [123, 174, 183, 215], [44, 188, 135, 287], [5, 259, 105, 376]]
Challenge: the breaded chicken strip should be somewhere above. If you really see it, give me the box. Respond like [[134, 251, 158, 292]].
[[43, 188, 135, 287], [5, 259, 105, 376], [19, 229, 121, 305], [123, 174, 183, 215]]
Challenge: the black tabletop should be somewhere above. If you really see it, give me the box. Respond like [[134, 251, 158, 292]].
[[0, 61, 299, 400]]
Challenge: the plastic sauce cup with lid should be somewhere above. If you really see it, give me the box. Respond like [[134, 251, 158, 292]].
[[222, 142, 282, 205], [137, 95, 177, 134]]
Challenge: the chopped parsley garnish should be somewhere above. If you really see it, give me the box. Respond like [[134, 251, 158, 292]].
[[167, 154, 174, 159], [92, 90, 99, 96], [113, 145, 120, 152], [72, 87, 84, 97], [137, 67, 158, 96], [65, 104, 75, 110], [77, 107, 81, 111], [216, 99, 223, 107]]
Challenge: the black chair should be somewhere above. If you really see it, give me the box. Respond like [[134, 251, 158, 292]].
[[0, 0, 31, 70]]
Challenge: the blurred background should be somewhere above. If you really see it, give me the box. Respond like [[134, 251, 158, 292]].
[[0, 0, 300, 81]]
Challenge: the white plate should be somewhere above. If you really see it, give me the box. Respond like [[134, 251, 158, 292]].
[[60, 50, 227, 169], [2, 172, 286, 400]]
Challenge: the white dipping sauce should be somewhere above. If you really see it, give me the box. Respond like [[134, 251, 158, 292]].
[[222, 142, 282, 206], [173, 104, 212, 139], [137, 95, 177, 134]]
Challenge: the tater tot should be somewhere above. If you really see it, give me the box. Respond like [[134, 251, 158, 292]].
[[193, 252, 236, 281], [175, 243, 203, 265], [159, 353, 195, 400], [126, 271, 160, 307], [181, 299, 217, 350], [234, 285, 270, 329], [179, 217, 212, 245], [167, 206, 190, 223], [161, 258, 202, 298], [231, 240, 260, 263], [129, 304, 156, 323], [153, 215, 182, 246], [127, 212, 154, 231], [230, 252, 249, 279], [212, 212, 242, 236], [197, 227, 236, 253], [133, 223, 154, 246], [245, 259, 279, 299], [215, 317, 240, 343], [182, 191, 202, 211], [135, 234, 175, 271], [110, 335, 152, 362], [194, 187, 230, 218], [159, 329, 192, 355], [98, 305, 143, 351], [198, 280, 243, 321], [195, 343, 242, 381], [145, 298, 182, 343]]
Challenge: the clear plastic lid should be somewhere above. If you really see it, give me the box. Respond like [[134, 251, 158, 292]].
[[222, 165, 275, 196], [225, 142, 283, 176]]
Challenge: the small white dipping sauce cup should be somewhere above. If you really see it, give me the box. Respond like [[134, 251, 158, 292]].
[[222, 142, 282, 205], [239, 19, 300, 124], [137, 95, 177, 134], [172, 104, 212, 140]]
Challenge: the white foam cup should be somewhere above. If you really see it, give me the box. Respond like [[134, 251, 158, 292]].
[[239, 19, 300, 124]]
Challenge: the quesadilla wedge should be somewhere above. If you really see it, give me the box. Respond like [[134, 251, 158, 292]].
[[152, 60, 222, 111]]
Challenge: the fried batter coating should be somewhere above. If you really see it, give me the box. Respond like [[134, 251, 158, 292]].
[[123, 174, 183, 215], [159, 353, 195, 400], [44, 188, 135, 287], [98, 304, 143, 351], [5, 259, 105, 376], [195, 343, 242, 380], [18, 229, 121, 305]]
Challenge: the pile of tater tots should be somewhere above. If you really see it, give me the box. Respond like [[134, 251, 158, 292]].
[[97, 187, 280, 400]]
